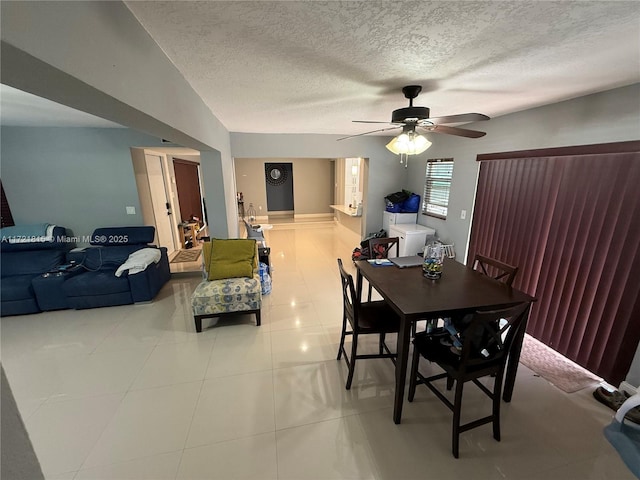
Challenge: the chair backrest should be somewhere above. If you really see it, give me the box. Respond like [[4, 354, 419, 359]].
[[368, 237, 400, 259], [337, 258, 359, 325], [456, 302, 530, 372], [441, 244, 456, 259], [472, 254, 519, 286]]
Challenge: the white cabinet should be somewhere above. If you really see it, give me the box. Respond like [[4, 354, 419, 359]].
[[388, 224, 436, 257], [382, 211, 418, 233]]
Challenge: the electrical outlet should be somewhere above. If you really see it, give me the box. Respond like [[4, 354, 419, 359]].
[[126, 206, 136, 215], [460, 209, 467, 220], [258, 205, 262, 211]]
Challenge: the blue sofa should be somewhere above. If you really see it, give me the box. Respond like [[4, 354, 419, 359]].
[[0, 225, 71, 316], [62, 226, 171, 309]]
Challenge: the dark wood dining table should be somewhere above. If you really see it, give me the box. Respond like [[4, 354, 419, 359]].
[[354, 257, 536, 424]]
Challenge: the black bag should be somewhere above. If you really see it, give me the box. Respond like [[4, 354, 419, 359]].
[[384, 191, 410, 204], [360, 229, 387, 249]]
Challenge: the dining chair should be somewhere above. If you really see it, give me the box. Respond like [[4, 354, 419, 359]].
[[441, 244, 456, 259], [472, 253, 519, 286], [336, 258, 400, 390], [408, 302, 530, 458], [366, 237, 400, 301]]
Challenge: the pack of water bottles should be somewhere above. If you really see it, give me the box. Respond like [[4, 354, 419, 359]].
[[259, 262, 272, 295]]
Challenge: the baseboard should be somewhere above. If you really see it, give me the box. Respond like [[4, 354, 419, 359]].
[[619, 381, 638, 396], [266, 211, 294, 218], [293, 213, 334, 220]]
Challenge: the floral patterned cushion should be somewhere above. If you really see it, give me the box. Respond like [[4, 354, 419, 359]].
[[191, 274, 261, 316]]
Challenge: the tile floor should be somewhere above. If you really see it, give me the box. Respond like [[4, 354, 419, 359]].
[[1, 222, 633, 479]]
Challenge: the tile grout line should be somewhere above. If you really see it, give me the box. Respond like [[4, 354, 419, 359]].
[[269, 326, 280, 480], [173, 334, 218, 479], [75, 341, 157, 475]]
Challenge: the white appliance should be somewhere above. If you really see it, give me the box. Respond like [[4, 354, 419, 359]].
[[388, 224, 436, 257], [382, 211, 418, 233]]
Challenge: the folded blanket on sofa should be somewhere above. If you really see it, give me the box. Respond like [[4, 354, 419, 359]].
[[115, 248, 161, 277], [1, 224, 55, 243]]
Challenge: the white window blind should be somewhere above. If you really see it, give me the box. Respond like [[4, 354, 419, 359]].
[[422, 158, 454, 219]]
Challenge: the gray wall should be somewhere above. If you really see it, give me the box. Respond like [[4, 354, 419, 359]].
[[231, 134, 406, 235], [1, 366, 44, 480], [235, 158, 333, 216], [626, 349, 640, 387], [1, 126, 164, 239], [403, 84, 640, 387], [404, 83, 640, 261], [1, 1, 236, 238]]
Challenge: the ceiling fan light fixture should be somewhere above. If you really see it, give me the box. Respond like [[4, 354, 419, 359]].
[[386, 131, 432, 156]]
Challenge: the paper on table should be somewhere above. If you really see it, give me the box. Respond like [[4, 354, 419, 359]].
[[367, 259, 393, 266]]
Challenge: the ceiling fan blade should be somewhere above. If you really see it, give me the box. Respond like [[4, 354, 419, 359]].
[[337, 126, 400, 141], [353, 120, 401, 125], [424, 113, 490, 125], [423, 125, 486, 138]]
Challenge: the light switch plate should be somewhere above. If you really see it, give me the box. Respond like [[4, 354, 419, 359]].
[[126, 206, 136, 215], [460, 209, 467, 220]]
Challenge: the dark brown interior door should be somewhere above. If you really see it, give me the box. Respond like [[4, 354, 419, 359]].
[[173, 159, 203, 223]]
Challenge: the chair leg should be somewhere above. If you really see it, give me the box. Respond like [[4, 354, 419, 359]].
[[452, 380, 464, 458], [446, 375, 455, 391], [408, 347, 420, 402], [367, 283, 373, 302], [345, 332, 358, 390], [379, 332, 385, 355], [337, 314, 347, 360], [255, 310, 261, 326], [194, 316, 202, 333], [493, 371, 504, 442]]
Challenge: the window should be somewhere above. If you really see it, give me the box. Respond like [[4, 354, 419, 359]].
[[422, 158, 454, 219]]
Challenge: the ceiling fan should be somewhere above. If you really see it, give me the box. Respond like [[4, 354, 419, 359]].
[[338, 85, 490, 144]]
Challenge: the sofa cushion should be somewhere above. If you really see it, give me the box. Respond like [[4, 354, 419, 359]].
[[1, 250, 65, 277], [1, 274, 37, 301], [204, 239, 256, 281], [191, 274, 261, 316], [78, 245, 148, 270], [90, 226, 155, 246], [0, 226, 70, 252], [63, 270, 131, 297]]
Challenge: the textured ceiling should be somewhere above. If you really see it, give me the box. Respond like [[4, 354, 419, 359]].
[[126, 0, 640, 136]]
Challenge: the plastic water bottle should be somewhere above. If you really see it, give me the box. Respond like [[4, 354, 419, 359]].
[[259, 262, 272, 295]]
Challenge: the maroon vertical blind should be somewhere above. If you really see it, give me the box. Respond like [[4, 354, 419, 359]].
[[469, 143, 640, 384]]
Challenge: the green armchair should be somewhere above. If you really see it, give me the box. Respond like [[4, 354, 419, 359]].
[[191, 239, 262, 332]]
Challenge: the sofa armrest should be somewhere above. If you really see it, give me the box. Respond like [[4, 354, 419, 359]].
[[127, 247, 171, 302]]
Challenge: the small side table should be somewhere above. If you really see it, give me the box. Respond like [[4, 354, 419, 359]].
[[179, 222, 199, 249]]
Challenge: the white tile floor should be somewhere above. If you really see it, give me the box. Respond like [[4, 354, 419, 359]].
[[1, 222, 634, 479]]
